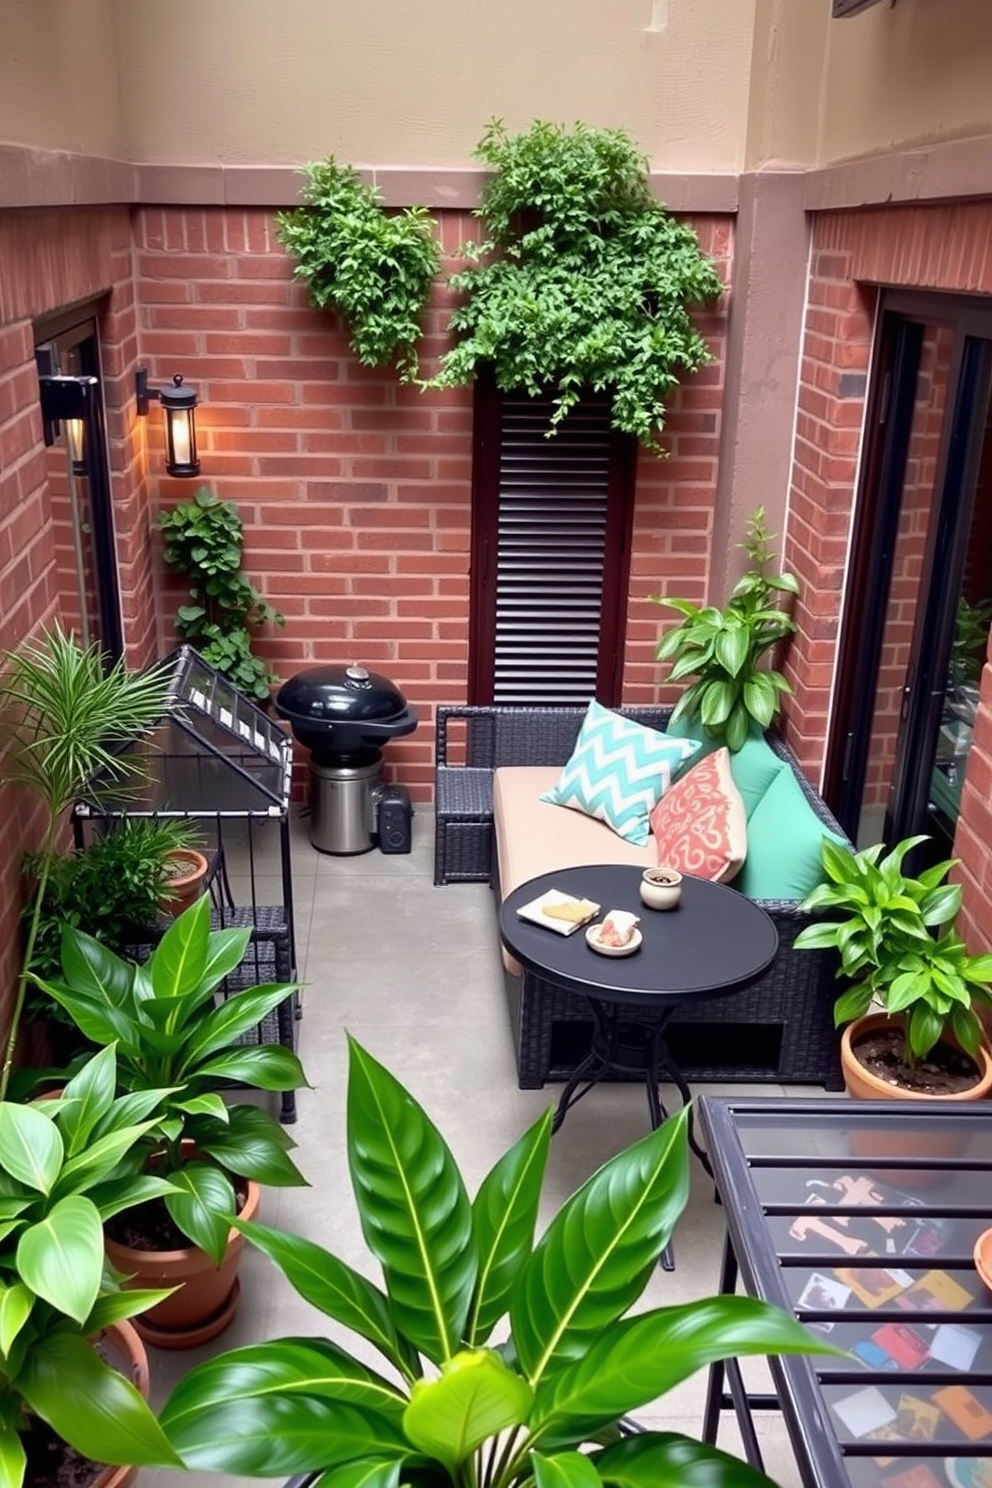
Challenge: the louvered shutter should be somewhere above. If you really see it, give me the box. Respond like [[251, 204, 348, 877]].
[[470, 389, 632, 705]]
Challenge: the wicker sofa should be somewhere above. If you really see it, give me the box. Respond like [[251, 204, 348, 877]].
[[434, 703, 847, 1091]]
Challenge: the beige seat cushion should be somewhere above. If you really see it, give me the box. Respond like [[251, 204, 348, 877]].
[[494, 766, 655, 973]]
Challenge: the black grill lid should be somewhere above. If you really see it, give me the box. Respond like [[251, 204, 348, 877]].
[[275, 664, 410, 725]]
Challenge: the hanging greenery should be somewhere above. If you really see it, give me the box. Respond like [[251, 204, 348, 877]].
[[427, 119, 724, 451], [276, 157, 440, 379]]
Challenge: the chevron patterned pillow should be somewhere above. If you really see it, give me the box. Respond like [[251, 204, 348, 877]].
[[540, 700, 700, 845]]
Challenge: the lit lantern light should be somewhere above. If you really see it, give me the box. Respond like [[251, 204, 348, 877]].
[[135, 368, 201, 478]]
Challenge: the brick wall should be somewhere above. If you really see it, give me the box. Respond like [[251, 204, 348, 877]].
[[789, 200, 992, 954], [136, 207, 733, 798]]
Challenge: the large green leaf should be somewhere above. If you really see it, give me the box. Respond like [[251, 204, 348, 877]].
[[59, 926, 135, 1011], [468, 1108, 552, 1344], [19, 1331, 181, 1468], [0, 1102, 62, 1194], [196, 1104, 306, 1187], [164, 1162, 236, 1263], [713, 625, 750, 680], [0, 1282, 33, 1355], [237, 1219, 421, 1380], [164, 1337, 406, 1416], [38, 982, 132, 1050], [595, 1429, 780, 1488], [90, 1172, 180, 1221], [16, 1194, 105, 1322], [53, 1119, 160, 1199], [195, 1044, 309, 1091], [318, 1459, 401, 1488], [403, 1349, 533, 1472], [531, 1297, 834, 1445], [180, 983, 301, 1066], [55, 1044, 117, 1155], [149, 894, 212, 1001], [161, 1394, 410, 1476], [533, 1450, 603, 1488], [347, 1037, 477, 1365], [511, 1110, 690, 1385], [85, 1288, 177, 1330], [0, 1421, 25, 1488]]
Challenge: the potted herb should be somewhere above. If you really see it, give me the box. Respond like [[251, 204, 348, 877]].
[[651, 507, 800, 751], [158, 486, 284, 704], [0, 625, 174, 1096], [276, 156, 440, 380], [158, 1037, 829, 1480], [0, 1043, 181, 1488], [795, 835, 992, 1100], [36, 895, 308, 1347], [428, 119, 723, 451]]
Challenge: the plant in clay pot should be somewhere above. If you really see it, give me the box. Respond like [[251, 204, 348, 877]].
[[35, 894, 308, 1346], [795, 835, 992, 1100], [0, 1043, 181, 1488], [651, 507, 800, 751], [157, 1036, 832, 1481], [0, 624, 174, 1097]]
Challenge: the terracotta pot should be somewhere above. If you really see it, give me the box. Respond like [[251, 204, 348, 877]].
[[841, 1012, 992, 1179], [105, 1178, 260, 1350], [159, 848, 210, 917], [92, 1319, 151, 1488]]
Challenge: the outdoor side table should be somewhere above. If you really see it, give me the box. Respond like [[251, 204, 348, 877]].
[[498, 866, 779, 1168], [698, 1095, 992, 1488]]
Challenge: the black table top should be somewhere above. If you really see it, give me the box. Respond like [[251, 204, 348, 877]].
[[498, 864, 778, 1008], [698, 1096, 992, 1488]]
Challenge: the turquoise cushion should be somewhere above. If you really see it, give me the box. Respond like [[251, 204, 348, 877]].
[[728, 734, 790, 821], [735, 764, 846, 900], [540, 700, 700, 846]]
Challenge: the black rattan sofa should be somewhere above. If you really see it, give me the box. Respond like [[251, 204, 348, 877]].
[[434, 703, 847, 1091]]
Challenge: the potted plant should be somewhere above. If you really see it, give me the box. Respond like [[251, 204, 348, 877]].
[[157, 1036, 830, 1481], [36, 894, 308, 1348], [427, 119, 723, 452], [158, 486, 285, 704], [651, 507, 800, 751], [0, 624, 174, 1097], [0, 1043, 181, 1488], [795, 834, 992, 1101]]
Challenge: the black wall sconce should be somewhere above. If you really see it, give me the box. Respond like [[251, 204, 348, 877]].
[[135, 368, 200, 477]]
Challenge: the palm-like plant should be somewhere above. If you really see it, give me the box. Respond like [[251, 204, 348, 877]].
[[0, 626, 174, 1096], [159, 1037, 830, 1483]]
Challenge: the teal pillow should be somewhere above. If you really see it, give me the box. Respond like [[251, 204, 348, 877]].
[[735, 765, 846, 900], [727, 734, 790, 821], [540, 700, 700, 845]]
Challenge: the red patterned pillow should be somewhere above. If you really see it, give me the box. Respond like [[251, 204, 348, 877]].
[[648, 747, 747, 883]]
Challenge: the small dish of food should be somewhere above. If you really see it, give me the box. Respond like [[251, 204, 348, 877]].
[[586, 910, 642, 957]]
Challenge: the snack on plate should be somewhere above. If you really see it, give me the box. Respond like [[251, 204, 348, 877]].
[[598, 910, 639, 947], [544, 896, 598, 924]]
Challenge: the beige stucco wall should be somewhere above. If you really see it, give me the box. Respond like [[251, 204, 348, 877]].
[[0, 0, 124, 157], [818, 0, 992, 163]]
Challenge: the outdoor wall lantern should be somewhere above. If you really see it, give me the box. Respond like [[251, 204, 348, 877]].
[[135, 367, 200, 477], [64, 417, 87, 475]]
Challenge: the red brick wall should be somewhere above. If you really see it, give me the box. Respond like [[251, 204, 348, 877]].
[[135, 207, 733, 798], [788, 200, 992, 954]]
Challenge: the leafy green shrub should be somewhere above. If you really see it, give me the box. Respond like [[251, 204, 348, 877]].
[[158, 486, 284, 702], [428, 119, 724, 450], [276, 156, 440, 379], [651, 507, 800, 750]]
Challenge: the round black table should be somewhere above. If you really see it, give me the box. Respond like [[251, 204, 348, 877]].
[[499, 865, 779, 1172]]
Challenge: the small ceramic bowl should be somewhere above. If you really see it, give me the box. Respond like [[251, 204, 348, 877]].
[[974, 1228, 992, 1292], [640, 867, 683, 911], [586, 924, 643, 957]]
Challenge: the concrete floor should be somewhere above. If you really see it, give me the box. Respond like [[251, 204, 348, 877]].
[[141, 807, 816, 1488]]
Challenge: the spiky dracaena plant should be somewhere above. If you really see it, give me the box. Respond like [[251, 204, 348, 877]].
[[159, 1037, 832, 1483], [0, 626, 173, 1095]]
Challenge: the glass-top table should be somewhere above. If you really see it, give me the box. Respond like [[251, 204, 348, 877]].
[[698, 1097, 992, 1488]]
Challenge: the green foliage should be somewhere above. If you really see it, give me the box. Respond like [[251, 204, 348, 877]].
[[0, 625, 174, 1098], [35, 896, 309, 1261], [158, 1037, 831, 1480], [795, 835, 992, 1066], [950, 595, 992, 689], [158, 487, 284, 702], [427, 119, 723, 451], [651, 508, 800, 750], [277, 156, 440, 379], [0, 1045, 181, 1486], [25, 818, 198, 983]]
